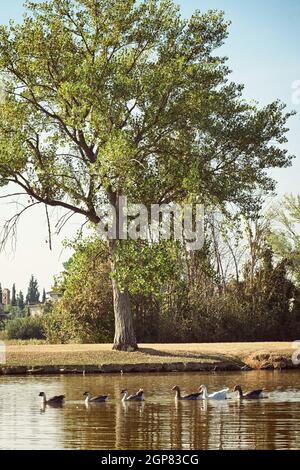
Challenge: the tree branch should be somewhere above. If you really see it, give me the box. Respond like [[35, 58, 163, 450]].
[[45, 204, 52, 251], [0, 202, 41, 252]]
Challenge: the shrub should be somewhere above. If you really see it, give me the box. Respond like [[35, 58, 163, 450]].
[[43, 240, 115, 344], [6, 316, 46, 340], [43, 308, 84, 344]]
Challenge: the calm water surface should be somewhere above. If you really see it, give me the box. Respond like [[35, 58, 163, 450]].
[[1, 371, 300, 450]]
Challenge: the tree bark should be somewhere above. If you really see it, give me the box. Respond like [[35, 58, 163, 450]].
[[111, 278, 137, 351], [109, 240, 138, 351]]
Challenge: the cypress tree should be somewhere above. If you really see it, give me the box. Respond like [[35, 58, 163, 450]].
[[17, 291, 25, 310], [42, 289, 46, 304], [11, 283, 17, 306], [26, 276, 40, 304]]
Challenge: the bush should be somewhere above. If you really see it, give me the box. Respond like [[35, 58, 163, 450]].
[[43, 308, 83, 344], [6, 316, 46, 340], [43, 240, 115, 344]]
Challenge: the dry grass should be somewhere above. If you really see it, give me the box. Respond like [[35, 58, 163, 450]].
[[3, 342, 294, 367]]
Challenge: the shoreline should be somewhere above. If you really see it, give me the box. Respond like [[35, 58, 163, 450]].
[[0, 361, 244, 376], [1, 342, 298, 375]]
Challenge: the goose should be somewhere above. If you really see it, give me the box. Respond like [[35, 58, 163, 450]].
[[199, 385, 229, 400], [233, 385, 267, 399], [121, 388, 144, 401], [83, 391, 108, 404], [39, 392, 65, 405], [172, 385, 202, 401]]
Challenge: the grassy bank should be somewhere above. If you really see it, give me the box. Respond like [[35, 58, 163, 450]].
[[0, 342, 297, 374]]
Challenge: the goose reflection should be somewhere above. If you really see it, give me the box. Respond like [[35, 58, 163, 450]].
[[121, 400, 145, 414]]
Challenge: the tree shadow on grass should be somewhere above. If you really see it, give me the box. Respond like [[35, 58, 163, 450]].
[[138, 347, 245, 367]]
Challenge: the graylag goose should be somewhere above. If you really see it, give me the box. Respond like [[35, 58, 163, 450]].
[[121, 389, 144, 401], [172, 385, 202, 401], [39, 392, 65, 405], [83, 392, 108, 404], [233, 385, 267, 399]]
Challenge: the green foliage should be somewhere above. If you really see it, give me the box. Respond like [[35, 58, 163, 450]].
[[43, 308, 82, 344], [114, 240, 181, 296], [269, 194, 300, 284], [26, 275, 40, 304], [0, 0, 293, 223], [6, 316, 46, 340], [44, 239, 114, 343], [3, 304, 24, 319], [49, 229, 300, 343], [17, 291, 25, 311]]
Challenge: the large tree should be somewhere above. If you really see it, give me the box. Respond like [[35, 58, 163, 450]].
[[0, 0, 293, 350]]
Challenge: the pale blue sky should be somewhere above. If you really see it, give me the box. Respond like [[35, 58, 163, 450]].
[[0, 0, 300, 293]]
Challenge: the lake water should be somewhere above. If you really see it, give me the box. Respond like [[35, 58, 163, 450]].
[[1, 370, 300, 450]]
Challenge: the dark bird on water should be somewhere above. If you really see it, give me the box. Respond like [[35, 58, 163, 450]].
[[172, 386, 202, 401], [83, 391, 108, 403], [39, 392, 65, 405], [233, 385, 267, 399], [121, 389, 144, 401]]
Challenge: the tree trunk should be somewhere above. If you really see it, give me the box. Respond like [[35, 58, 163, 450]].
[[111, 278, 137, 351], [109, 240, 138, 351]]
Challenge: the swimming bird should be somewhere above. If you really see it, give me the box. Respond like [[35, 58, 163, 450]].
[[172, 385, 202, 401], [233, 385, 266, 399], [39, 392, 65, 405], [83, 392, 108, 404], [199, 385, 229, 400], [121, 388, 144, 401]]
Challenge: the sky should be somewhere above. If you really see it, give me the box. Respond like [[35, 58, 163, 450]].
[[0, 0, 300, 294]]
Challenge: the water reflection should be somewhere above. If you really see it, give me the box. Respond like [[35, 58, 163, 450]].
[[1, 371, 300, 449]]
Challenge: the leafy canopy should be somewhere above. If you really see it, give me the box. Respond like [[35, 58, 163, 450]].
[[0, 0, 294, 227]]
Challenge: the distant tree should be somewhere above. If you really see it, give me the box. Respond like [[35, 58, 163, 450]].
[[269, 194, 300, 285], [17, 290, 25, 311], [0, 283, 2, 304], [11, 283, 17, 306], [26, 275, 40, 304], [42, 289, 46, 304]]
